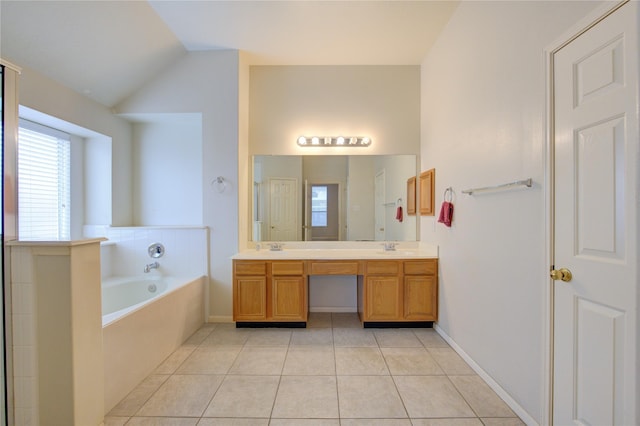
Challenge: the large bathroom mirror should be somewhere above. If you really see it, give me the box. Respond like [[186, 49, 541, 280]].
[[252, 155, 417, 242]]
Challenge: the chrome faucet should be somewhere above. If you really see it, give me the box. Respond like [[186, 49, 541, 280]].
[[269, 242, 284, 251], [383, 242, 398, 252], [144, 261, 159, 273]]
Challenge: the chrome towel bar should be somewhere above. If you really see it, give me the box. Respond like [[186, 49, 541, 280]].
[[462, 178, 532, 195]]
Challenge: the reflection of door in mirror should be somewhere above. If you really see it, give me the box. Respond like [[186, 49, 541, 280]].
[[307, 183, 339, 241], [268, 178, 298, 241], [375, 170, 385, 241]]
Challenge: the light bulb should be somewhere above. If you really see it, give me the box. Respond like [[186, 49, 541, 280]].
[[297, 136, 307, 145], [336, 137, 345, 145], [312, 137, 320, 145], [361, 137, 370, 145]]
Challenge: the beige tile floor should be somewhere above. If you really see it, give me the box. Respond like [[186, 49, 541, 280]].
[[105, 313, 525, 426]]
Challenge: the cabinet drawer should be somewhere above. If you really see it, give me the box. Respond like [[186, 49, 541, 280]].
[[404, 260, 437, 275], [272, 261, 305, 276], [366, 261, 400, 275], [310, 261, 359, 275], [234, 261, 267, 276]]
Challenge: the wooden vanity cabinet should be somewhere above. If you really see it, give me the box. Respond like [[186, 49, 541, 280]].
[[234, 257, 437, 327], [360, 259, 438, 323], [233, 260, 307, 323], [233, 261, 267, 321], [363, 261, 403, 321], [403, 260, 438, 321], [271, 262, 307, 321]]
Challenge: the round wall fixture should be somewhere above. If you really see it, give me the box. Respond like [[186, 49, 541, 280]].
[[148, 242, 165, 258]]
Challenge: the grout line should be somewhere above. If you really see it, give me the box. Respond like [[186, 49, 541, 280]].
[[200, 323, 241, 421], [331, 312, 341, 422], [381, 339, 412, 421]]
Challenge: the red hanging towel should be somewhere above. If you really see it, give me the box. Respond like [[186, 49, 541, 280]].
[[396, 205, 403, 222], [438, 187, 454, 227], [437, 201, 454, 227]]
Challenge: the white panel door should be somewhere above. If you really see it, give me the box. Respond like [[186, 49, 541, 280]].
[[552, 3, 638, 425], [268, 178, 298, 241]]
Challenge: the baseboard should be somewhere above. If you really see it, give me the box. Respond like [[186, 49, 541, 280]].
[[309, 307, 357, 313], [208, 315, 234, 323], [434, 324, 538, 426]]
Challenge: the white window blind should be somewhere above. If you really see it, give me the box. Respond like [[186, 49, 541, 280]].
[[18, 119, 71, 241]]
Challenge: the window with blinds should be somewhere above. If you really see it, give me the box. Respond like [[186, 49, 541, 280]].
[[18, 120, 71, 241]]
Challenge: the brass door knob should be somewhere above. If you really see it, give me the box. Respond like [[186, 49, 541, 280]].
[[550, 268, 572, 282]]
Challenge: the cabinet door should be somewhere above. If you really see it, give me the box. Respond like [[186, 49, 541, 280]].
[[234, 276, 267, 321], [404, 275, 437, 321], [271, 276, 307, 321], [364, 276, 403, 321]]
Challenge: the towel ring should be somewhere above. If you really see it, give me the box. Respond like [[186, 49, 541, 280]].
[[444, 187, 453, 202], [212, 176, 227, 193]]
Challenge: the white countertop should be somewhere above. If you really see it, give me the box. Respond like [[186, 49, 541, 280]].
[[232, 242, 438, 260]]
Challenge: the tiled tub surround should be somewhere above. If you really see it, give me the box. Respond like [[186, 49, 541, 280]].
[[88, 226, 209, 279], [105, 313, 525, 425]]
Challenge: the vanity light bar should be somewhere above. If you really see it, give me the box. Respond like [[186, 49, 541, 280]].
[[297, 136, 371, 147]]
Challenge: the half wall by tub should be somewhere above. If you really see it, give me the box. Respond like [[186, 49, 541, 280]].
[[102, 275, 205, 414]]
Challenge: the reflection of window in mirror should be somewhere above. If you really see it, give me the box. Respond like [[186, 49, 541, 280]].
[[309, 183, 339, 241], [311, 185, 328, 227]]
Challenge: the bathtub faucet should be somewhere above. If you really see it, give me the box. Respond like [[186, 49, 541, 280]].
[[144, 262, 159, 273]]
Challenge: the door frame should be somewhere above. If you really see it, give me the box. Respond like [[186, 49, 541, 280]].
[[544, 1, 632, 424]]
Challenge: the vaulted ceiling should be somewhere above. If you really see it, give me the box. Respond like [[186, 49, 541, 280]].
[[0, 1, 459, 107]]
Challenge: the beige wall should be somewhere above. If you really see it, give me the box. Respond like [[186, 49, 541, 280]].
[[116, 51, 240, 321], [249, 66, 420, 156]]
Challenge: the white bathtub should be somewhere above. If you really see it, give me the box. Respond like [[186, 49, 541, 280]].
[[102, 276, 175, 326], [102, 275, 205, 414]]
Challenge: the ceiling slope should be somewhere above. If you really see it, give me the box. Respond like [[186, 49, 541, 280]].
[[0, 0, 187, 107], [150, 0, 459, 65], [0, 1, 459, 107]]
